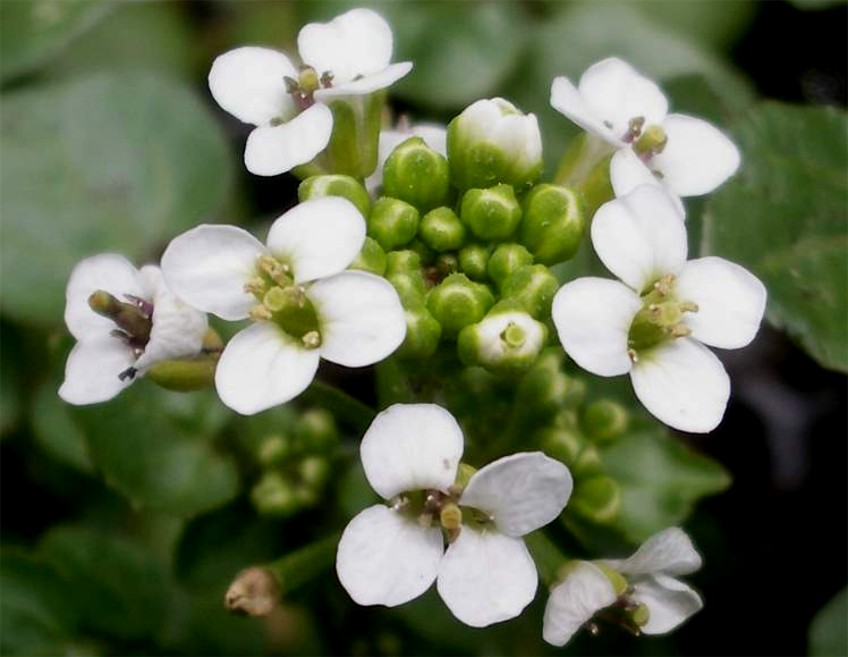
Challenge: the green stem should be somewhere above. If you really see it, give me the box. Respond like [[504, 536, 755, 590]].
[[303, 379, 375, 433], [266, 532, 341, 595]]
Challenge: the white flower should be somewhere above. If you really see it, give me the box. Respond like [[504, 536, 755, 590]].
[[336, 403, 573, 627], [161, 197, 405, 415], [543, 527, 703, 646], [551, 185, 766, 433], [550, 57, 740, 198], [208, 8, 412, 176], [59, 254, 208, 405], [365, 121, 447, 195]]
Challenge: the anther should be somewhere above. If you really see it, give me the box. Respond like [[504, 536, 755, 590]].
[[302, 331, 321, 349], [249, 305, 273, 321]]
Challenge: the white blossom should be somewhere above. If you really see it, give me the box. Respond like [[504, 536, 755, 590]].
[[208, 8, 412, 176], [550, 57, 740, 199], [551, 185, 766, 432], [543, 528, 703, 646], [59, 254, 207, 405], [336, 403, 573, 627], [160, 197, 406, 415]]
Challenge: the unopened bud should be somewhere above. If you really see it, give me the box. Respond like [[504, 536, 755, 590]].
[[458, 302, 547, 374], [538, 425, 584, 466], [520, 184, 586, 265], [396, 305, 442, 358], [426, 273, 494, 337], [460, 184, 522, 241], [298, 174, 371, 218], [257, 434, 290, 467], [582, 400, 630, 444], [500, 264, 559, 319], [368, 197, 420, 251], [382, 137, 451, 212], [146, 356, 216, 391], [458, 244, 490, 281], [299, 456, 329, 489], [516, 350, 569, 420], [385, 250, 422, 277], [447, 98, 542, 191], [487, 243, 534, 288], [348, 237, 387, 276], [295, 409, 338, 452], [419, 207, 466, 252], [251, 472, 300, 517], [225, 567, 280, 616], [571, 475, 621, 524], [388, 272, 427, 307]]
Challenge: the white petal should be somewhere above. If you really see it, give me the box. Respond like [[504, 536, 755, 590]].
[[653, 114, 741, 196], [459, 452, 572, 537], [591, 185, 687, 293], [631, 574, 703, 634], [336, 505, 443, 607], [550, 75, 621, 145], [631, 338, 730, 433], [208, 46, 297, 126], [437, 530, 537, 628], [265, 197, 366, 283], [298, 8, 393, 85], [134, 286, 208, 371], [579, 58, 668, 142], [675, 257, 767, 350], [603, 527, 702, 577], [309, 272, 406, 367], [244, 103, 333, 176], [542, 562, 618, 647], [59, 339, 136, 405], [359, 403, 464, 500], [315, 62, 412, 99], [551, 278, 641, 377], [161, 225, 265, 321], [64, 254, 144, 342], [214, 323, 320, 415]]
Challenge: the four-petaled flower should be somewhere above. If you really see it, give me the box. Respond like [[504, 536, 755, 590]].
[[550, 57, 740, 200], [543, 527, 703, 646], [209, 8, 412, 176], [160, 197, 406, 415], [59, 254, 208, 405], [336, 403, 573, 627], [551, 184, 766, 433]]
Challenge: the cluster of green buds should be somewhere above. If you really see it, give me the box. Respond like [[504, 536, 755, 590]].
[[247, 408, 339, 517], [300, 98, 587, 376]]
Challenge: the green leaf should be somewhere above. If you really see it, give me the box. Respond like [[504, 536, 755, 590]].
[[31, 378, 93, 472], [810, 588, 848, 657], [703, 103, 848, 371], [601, 421, 731, 543], [632, 0, 757, 51], [0, 71, 234, 326], [789, 0, 847, 10], [38, 526, 171, 641], [0, 550, 79, 656], [0, 0, 113, 83], [71, 382, 239, 517]]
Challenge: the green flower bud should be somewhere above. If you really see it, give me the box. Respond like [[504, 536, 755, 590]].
[[538, 425, 584, 466], [419, 207, 467, 252], [571, 475, 621, 524], [487, 243, 534, 288], [396, 304, 442, 358], [460, 184, 522, 241], [407, 238, 436, 267], [500, 264, 559, 319], [574, 443, 603, 476], [299, 456, 330, 489], [368, 197, 420, 251], [520, 184, 586, 265], [458, 301, 547, 374], [385, 249, 422, 277], [448, 98, 543, 191], [295, 409, 338, 452], [257, 434, 290, 467], [251, 472, 300, 517], [348, 236, 387, 276], [382, 137, 451, 212], [582, 400, 630, 444], [388, 272, 426, 307], [458, 244, 491, 281], [298, 174, 371, 218], [426, 273, 494, 337], [516, 349, 568, 420]]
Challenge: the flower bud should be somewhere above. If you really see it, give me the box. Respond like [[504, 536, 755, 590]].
[[407, 238, 437, 267], [516, 349, 568, 420], [487, 243, 534, 288], [348, 236, 387, 276], [448, 98, 543, 191], [458, 302, 547, 374], [419, 207, 467, 252], [460, 184, 522, 241], [538, 425, 584, 466], [388, 272, 426, 307], [298, 456, 330, 489], [298, 174, 371, 218], [570, 475, 621, 524], [500, 264, 559, 319], [251, 472, 301, 517], [257, 434, 291, 467], [385, 250, 422, 277], [458, 244, 491, 281], [368, 197, 420, 251], [426, 273, 494, 337], [520, 184, 586, 265], [582, 400, 630, 444], [396, 304, 442, 358], [295, 409, 338, 452], [382, 137, 451, 212]]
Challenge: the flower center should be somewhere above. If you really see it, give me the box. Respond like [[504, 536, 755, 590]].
[[500, 322, 526, 349], [621, 116, 667, 168], [245, 255, 321, 349], [88, 290, 154, 380], [282, 65, 335, 113], [627, 274, 698, 361]]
